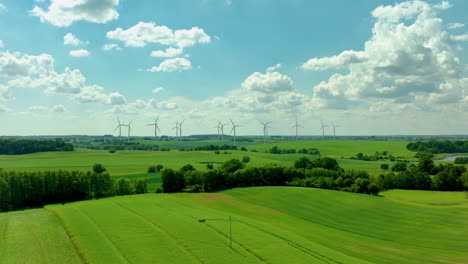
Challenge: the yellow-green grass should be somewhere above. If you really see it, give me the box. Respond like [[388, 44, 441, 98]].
[[248, 140, 414, 158], [0, 209, 82, 264], [2, 187, 466, 264], [382, 189, 468, 208]]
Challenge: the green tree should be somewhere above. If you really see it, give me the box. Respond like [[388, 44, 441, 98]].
[[161, 168, 185, 193], [93, 163, 107, 174], [380, 164, 389, 170], [418, 158, 435, 174], [220, 159, 245, 173], [242, 156, 250, 163], [391, 162, 407, 172], [147, 165, 156, 173], [134, 178, 148, 194], [115, 178, 133, 195], [294, 157, 311, 169]]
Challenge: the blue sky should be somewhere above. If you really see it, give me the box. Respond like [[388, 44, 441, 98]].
[[1, 0, 468, 136]]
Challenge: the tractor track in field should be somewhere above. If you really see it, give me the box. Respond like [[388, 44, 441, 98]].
[[191, 216, 267, 264], [112, 201, 204, 264], [236, 219, 342, 264], [74, 207, 131, 264]]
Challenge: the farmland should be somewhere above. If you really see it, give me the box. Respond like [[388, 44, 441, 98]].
[[1, 187, 467, 264]]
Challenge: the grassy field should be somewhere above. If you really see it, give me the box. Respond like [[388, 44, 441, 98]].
[[382, 189, 468, 207], [0, 140, 413, 177], [1, 187, 466, 264]]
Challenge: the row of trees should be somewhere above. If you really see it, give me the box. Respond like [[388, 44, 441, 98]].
[[0, 168, 147, 212], [161, 157, 380, 195], [0, 139, 74, 155], [407, 140, 468, 154], [180, 144, 238, 151], [268, 146, 320, 155]]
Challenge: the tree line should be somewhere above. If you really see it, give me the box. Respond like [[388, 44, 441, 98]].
[[407, 140, 468, 154], [0, 166, 147, 212], [0, 139, 74, 155], [268, 146, 320, 155]]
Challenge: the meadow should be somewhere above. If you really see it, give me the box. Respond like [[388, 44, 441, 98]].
[[1, 187, 466, 264]]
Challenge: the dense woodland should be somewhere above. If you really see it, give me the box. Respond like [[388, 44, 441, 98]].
[[0, 139, 74, 155], [0, 167, 147, 212], [407, 140, 468, 154]]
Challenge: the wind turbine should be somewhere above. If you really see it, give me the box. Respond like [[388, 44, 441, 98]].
[[330, 122, 340, 140], [259, 120, 271, 144], [230, 118, 241, 145], [214, 122, 221, 140], [179, 119, 186, 140], [219, 121, 228, 142], [173, 121, 180, 141], [147, 116, 161, 143], [320, 119, 328, 140], [114, 117, 123, 139], [292, 118, 303, 141], [126, 120, 133, 139]]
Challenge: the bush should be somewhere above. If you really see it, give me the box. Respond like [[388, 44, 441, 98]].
[[156, 164, 164, 172], [135, 178, 148, 194], [147, 165, 156, 173], [380, 164, 389, 170], [454, 157, 468, 164], [391, 162, 407, 172], [221, 159, 245, 173], [115, 178, 133, 195], [206, 163, 214, 170], [155, 187, 163, 193], [93, 163, 107, 174], [214, 150, 220, 155], [109, 149, 116, 153], [240, 147, 247, 151], [242, 156, 250, 163]]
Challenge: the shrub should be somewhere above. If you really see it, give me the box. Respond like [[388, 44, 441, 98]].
[[214, 150, 220, 155], [147, 165, 156, 173], [155, 187, 163, 193], [206, 163, 214, 170], [242, 156, 250, 163], [156, 164, 164, 172], [454, 157, 468, 164], [135, 178, 148, 194], [391, 162, 407, 172], [109, 149, 116, 153], [240, 147, 247, 151], [380, 164, 389, 170], [93, 163, 107, 174]]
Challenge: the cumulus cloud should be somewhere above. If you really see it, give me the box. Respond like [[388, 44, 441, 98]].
[[0, 104, 12, 113], [30, 0, 119, 27], [69, 49, 90, 57], [147, 58, 192, 72], [64, 33, 87, 46], [0, 51, 54, 78], [152, 87, 165, 93], [0, 84, 12, 101], [451, 34, 468, 41], [241, 71, 293, 93], [102, 43, 121, 51], [151, 47, 183, 58], [106, 22, 211, 48], [301, 0, 468, 110], [266, 64, 282, 72], [109, 92, 126, 105]]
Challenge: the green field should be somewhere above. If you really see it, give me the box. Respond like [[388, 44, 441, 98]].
[[0, 140, 414, 178], [382, 189, 468, 207], [1, 187, 466, 264]]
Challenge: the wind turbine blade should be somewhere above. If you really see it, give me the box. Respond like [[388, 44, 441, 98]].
[[117, 117, 120, 124], [129, 120, 133, 126], [114, 125, 120, 131], [230, 127, 234, 134]]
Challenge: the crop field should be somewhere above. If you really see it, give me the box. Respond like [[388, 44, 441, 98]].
[[1, 187, 466, 264], [0, 140, 413, 177]]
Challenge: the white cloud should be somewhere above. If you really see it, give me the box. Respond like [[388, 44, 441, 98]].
[[301, 1, 468, 109], [69, 49, 90, 57], [266, 63, 282, 72], [301, 50, 366, 71], [151, 47, 183, 58], [0, 40, 4, 49], [174, 27, 211, 48], [102, 43, 121, 51], [0, 3, 5, 11], [107, 22, 211, 48], [241, 71, 293, 93], [64, 33, 87, 46], [28, 104, 67, 113], [0, 104, 12, 113], [106, 22, 174, 47], [109, 92, 126, 105], [147, 58, 192, 72], [30, 0, 119, 27], [152, 87, 165, 93], [433, 1, 451, 10], [0, 84, 12, 101], [451, 34, 468, 41], [0, 51, 54, 78], [448, 23, 464, 30]]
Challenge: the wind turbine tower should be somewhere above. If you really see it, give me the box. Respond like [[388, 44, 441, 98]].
[[230, 118, 241, 145], [214, 122, 221, 140], [330, 122, 340, 140], [259, 120, 271, 144], [114, 117, 123, 139], [292, 118, 303, 141], [173, 121, 180, 141], [320, 120, 328, 140], [147, 116, 161, 143], [126, 120, 133, 139], [219, 121, 228, 141], [179, 119, 186, 140]]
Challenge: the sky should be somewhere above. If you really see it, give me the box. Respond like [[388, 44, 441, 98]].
[[0, 0, 468, 136]]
